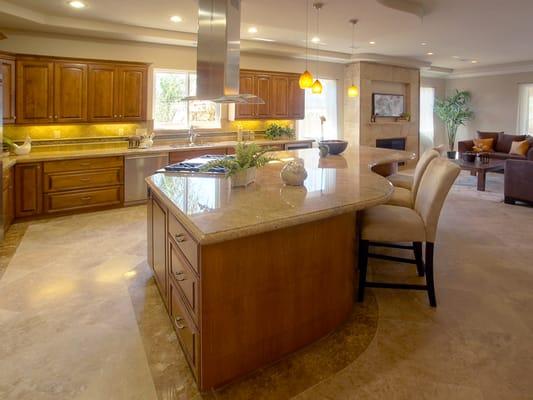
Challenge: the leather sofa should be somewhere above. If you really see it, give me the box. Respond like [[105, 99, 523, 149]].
[[458, 131, 533, 161], [505, 160, 533, 205]]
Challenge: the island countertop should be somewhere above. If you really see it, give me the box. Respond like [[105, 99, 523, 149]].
[[146, 146, 414, 245]]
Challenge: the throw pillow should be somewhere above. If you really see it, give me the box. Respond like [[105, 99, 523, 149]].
[[509, 140, 530, 156], [472, 138, 494, 152]]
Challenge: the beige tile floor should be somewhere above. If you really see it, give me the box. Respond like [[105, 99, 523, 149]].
[[0, 171, 532, 400]]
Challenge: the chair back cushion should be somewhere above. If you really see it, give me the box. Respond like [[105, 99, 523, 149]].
[[414, 159, 461, 243], [411, 149, 440, 201], [495, 133, 527, 153]]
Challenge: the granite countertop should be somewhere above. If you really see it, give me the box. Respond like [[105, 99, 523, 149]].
[[146, 146, 415, 245], [0, 139, 314, 170]]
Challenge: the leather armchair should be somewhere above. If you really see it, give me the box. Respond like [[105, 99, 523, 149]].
[[504, 159, 533, 205]]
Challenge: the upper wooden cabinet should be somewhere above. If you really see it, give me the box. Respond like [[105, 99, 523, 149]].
[[1, 56, 16, 124], [54, 62, 88, 123], [234, 70, 305, 120], [16, 60, 54, 124], [12, 54, 149, 125]]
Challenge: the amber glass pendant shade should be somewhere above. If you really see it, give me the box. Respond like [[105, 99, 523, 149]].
[[299, 70, 314, 89], [347, 84, 359, 97], [311, 79, 323, 94]]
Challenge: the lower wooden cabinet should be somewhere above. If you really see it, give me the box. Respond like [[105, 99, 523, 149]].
[[3, 166, 15, 232], [15, 163, 43, 218], [151, 197, 168, 302], [44, 186, 123, 213]]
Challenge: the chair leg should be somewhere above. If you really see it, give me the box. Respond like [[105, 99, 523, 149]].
[[413, 242, 425, 277], [357, 240, 369, 302], [425, 243, 437, 307]]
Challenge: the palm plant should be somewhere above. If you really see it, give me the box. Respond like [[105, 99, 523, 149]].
[[434, 90, 474, 153]]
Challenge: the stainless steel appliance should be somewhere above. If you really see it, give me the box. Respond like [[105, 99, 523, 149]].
[[125, 153, 169, 204], [163, 154, 228, 174]]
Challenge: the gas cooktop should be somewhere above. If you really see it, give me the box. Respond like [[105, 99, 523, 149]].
[[163, 154, 231, 174]]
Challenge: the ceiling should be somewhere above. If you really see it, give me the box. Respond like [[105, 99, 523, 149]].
[[2, 0, 533, 71]]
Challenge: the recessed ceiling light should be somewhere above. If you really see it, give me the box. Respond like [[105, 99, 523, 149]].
[[427, 52, 434, 55], [471, 60, 478, 64], [421, 42, 428, 46], [369, 41, 376, 45], [170, 15, 183, 23], [69, 1, 86, 8], [311, 36, 321, 43], [248, 27, 258, 34]]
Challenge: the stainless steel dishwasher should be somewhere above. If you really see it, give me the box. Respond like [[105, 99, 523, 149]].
[[125, 153, 169, 204]]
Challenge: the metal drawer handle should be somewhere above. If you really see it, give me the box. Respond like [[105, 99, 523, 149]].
[[174, 271, 186, 282], [81, 196, 92, 201], [79, 178, 91, 182], [174, 317, 185, 330], [79, 162, 91, 167], [175, 233, 186, 243]]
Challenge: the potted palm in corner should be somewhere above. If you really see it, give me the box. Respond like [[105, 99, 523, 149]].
[[434, 90, 474, 159], [200, 142, 276, 187]]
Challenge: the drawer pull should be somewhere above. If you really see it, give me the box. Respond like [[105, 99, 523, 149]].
[[79, 178, 91, 182], [174, 271, 186, 281], [81, 196, 92, 201], [174, 317, 186, 330], [175, 233, 187, 243], [79, 162, 91, 167]]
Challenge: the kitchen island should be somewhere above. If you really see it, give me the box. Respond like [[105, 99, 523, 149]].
[[145, 146, 414, 391]]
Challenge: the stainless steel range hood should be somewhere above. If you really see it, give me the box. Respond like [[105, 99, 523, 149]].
[[183, 0, 264, 104]]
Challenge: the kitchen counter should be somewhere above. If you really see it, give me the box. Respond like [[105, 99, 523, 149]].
[[147, 146, 414, 245]]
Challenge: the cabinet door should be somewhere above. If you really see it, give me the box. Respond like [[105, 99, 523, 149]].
[[255, 74, 272, 118], [15, 163, 43, 218], [1, 58, 16, 124], [117, 66, 147, 121], [288, 76, 305, 119], [152, 198, 168, 302], [271, 75, 289, 118], [16, 60, 54, 124], [54, 62, 88, 123], [88, 64, 118, 122], [235, 73, 255, 119]]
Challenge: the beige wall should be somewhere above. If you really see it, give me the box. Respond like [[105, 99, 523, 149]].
[[0, 31, 345, 136]]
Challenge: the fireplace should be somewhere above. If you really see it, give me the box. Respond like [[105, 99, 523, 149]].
[[376, 137, 406, 166]]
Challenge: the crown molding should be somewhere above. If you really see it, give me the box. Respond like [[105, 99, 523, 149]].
[[446, 60, 533, 79], [347, 53, 431, 69]]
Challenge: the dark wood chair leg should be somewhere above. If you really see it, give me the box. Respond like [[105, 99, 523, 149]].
[[413, 242, 425, 277], [357, 240, 369, 302], [425, 243, 437, 307]]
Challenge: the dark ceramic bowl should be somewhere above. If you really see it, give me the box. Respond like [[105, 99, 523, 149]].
[[319, 140, 348, 155], [462, 152, 476, 163]]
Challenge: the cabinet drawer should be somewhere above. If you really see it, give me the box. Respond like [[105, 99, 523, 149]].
[[44, 156, 123, 173], [170, 281, 200, 376], [169, 215, 198, 272], [44, 186, 123, 213], [169, 240, 198, 322], [44, 168, 123, 192]]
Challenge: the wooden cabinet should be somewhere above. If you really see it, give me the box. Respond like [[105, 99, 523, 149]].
[[54, 62, 88, 123], [15, 163, 43, 218], [234, 70, 305, 120], [151, 197, 168, 302], [1, 57, 16, 124], [117, 66, 147, 121], [88, 64, 118, 122], [3, 166, 15, 232], [16, 60, 54, 124]]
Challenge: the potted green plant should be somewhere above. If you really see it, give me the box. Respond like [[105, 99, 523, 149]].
[[265, 123, 295, 140], [200, 142, 276, 187], [434, 90, 474, 159]]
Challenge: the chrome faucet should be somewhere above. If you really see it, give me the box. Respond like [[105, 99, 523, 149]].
[[188, 125, 198, 145]]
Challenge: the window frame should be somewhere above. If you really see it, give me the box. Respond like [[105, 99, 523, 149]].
[[152, 68, 221, 133]]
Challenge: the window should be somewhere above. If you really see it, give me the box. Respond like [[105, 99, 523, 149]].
[[153, 69, 221, 130], [297, 79, 338, 140], [420, 87, 435, 153], [517, 83, 533, 134]]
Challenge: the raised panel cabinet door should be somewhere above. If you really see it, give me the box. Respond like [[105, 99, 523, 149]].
[[235, 73, 255, 119], [288, 76, 305, 119], [15, 163, 43, 218], [255, 74, 272, 118], [271, 75, 289, 118], [152, 198, 168, 302], [117, 66, 147, 121], [54, 62, 88, 123], [88, 64, 118, 122], [16, 60, 54, 124], [1, 58, 16, 124]]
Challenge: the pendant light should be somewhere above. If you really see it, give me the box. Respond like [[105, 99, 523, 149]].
[[311, 2, 323, 94], [299, 0, 314, 89], [347, 19, 359, 98]]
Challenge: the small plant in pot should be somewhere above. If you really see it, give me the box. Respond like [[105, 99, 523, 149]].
[[434, 90, 474, 159], [265, 123, 295, 140], [200, 142, 276, 187]]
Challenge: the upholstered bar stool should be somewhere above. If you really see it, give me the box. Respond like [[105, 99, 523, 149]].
[[357, 158, 460, 307], [386, 149, 440, 208]]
